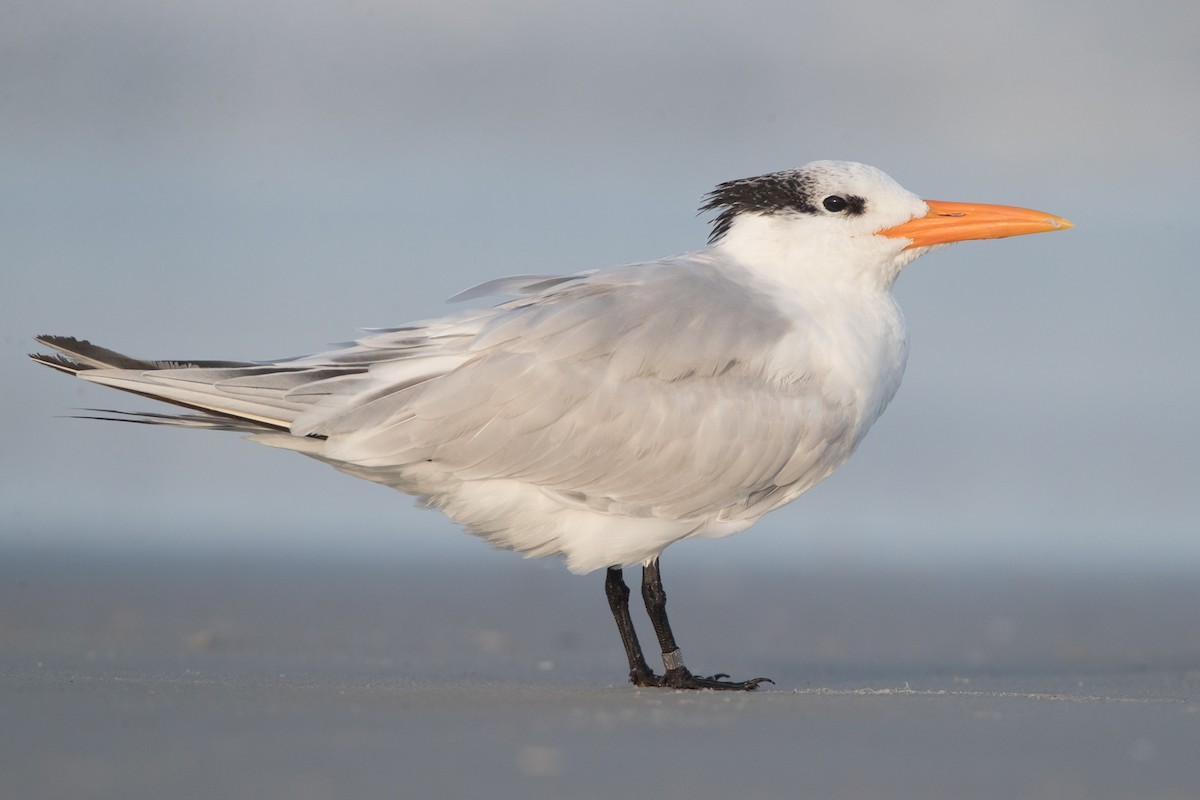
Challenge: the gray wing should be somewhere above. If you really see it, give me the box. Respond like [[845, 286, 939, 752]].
[[297, 256, 851, 520]]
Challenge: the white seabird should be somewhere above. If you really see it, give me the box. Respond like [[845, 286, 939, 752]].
[[31, 160, 1072, 689]]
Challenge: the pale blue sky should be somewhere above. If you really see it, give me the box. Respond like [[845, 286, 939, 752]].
[[3, 0, 1197, 567]]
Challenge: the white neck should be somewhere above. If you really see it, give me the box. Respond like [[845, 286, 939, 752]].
[[709, 211, 914, 440]]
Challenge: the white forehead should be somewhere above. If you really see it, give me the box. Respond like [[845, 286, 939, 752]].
[[795, 160, 917, 201]]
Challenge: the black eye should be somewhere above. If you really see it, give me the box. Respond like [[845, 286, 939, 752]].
[[822, 195, 848, 213]]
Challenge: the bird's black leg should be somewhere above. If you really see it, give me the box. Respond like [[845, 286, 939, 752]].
[[640, 558, 773, 691], [605, 567, 658, 687]]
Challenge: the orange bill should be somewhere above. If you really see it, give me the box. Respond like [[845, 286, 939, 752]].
[[879, 200, 1074, 249]]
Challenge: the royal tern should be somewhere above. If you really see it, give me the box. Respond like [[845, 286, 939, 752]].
[[31, 160, 1072, 690]]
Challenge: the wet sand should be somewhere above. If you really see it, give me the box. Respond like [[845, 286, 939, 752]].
[[2, 549, 1198, 799]]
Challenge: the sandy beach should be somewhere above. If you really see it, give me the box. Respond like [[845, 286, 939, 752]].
[[3, 548, 1197, 799]]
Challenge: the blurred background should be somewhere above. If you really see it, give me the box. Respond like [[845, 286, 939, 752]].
[[3, 0, 1197, 570]]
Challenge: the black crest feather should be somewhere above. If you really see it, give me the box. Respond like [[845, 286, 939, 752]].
[[700, 170, 867, 244], [699, 172, 818, 244]]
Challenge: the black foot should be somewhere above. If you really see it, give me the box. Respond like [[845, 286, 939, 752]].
[[628, 666, 659, 687], [630, 666, 773, 691]]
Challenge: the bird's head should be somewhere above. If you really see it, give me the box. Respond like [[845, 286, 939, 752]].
[[702, 160, 1072, 290]]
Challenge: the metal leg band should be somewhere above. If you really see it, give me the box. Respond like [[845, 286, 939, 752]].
[[662, 648, 685, 671]]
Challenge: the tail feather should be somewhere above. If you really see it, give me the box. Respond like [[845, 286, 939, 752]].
[[29, 335, 328, 432]]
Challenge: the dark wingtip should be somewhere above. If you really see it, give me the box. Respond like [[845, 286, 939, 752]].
[[33, 334, 97, 356], [29, 350, 88, 375], [30, 335, 103, 374], [31, 333, 258, 377], [30, 335, 161, 370], [35, 333, 83, 346]]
